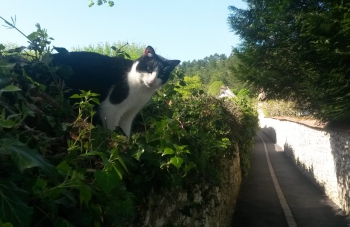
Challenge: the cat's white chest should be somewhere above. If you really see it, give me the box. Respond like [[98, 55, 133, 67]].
[[98, 63, 158, 136]]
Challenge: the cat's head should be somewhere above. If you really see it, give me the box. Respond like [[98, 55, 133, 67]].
[[136, 46, 180, 88]]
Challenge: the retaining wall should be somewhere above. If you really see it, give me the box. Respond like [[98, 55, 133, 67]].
[[260, 115, 350, 213], [141, 152, 242, 226]]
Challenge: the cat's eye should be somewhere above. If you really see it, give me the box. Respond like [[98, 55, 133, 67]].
[[147, 66, 152, 73]]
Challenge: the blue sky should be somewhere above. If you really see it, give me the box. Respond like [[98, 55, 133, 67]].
[[0, 1, 246, 62]]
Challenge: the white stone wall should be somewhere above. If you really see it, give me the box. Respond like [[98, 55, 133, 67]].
[[260, 116, 350, 213]]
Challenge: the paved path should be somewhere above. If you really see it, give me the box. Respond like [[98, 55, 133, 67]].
[[231, 131, 350, 227]]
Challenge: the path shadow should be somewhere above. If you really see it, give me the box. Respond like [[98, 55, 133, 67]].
[[329, 130, 350, 214], [262, 125, 350, 221], [283, 143, 323, 191], [283, 140, 350, 224], [231, 130, 350, 226], [260, 126, 276, 143]]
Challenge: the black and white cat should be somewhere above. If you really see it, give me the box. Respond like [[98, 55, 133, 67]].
[[52, 46, 180, 137]]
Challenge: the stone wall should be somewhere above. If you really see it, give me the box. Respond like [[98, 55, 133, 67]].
[[141, 152, 242, 227], [260, 115, 350, 214]]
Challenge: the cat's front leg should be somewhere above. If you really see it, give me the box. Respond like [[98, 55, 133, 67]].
[[99, 104, 121, 132], [103, 116, 120, 131], [119, 111, 138, 138]]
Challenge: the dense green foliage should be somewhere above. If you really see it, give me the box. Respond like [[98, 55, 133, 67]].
[[228, 0, 350, 123], [261, 100, 298, 117], [207, 81, 224, 96], [179, 54, 246, 93], [71, 42, 146, 60], [174, 75, 203, 98], [0, 20, 258, 226]]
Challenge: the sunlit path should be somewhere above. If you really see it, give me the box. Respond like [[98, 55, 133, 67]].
[[231, 131, 350, 227]]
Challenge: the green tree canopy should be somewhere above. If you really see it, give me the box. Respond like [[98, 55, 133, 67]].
[[179, 54, 246, 92], [228, 0, 350, 123]]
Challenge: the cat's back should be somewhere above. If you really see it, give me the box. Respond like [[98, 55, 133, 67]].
[[52, 51, 134, 99]]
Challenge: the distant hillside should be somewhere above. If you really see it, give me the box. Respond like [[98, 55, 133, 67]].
[[179, 53, 245, 92]]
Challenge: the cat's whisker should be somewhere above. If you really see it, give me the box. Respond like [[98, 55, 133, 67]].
[[137, 84, 143, 90]]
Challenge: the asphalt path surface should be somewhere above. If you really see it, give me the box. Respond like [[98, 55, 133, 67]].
[[231, 131, 350, 227]]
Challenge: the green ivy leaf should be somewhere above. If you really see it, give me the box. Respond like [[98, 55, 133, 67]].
[[32, 178, 47, 195], [183, 162, 196, 176], [0, 85, 21, 92], [0, 138, 57, 179], [175, 145, 187, 150], [112, 162, 123, 180], [56, 161, 72, 176], [162, 147, 174, 156], [170, 156, 183, 169], [91, 97, 100, 105], [124, 52, 131, 59], [79, 184, 91, 206], [46, 187, 63, 199], [95, 169, 120, 193], [79, 151, 104, 157], [131, 149, 144, 161], [0, 119, 15, 128], [145, 130, 159, 142], [69, 94, 82, 99], [71, 169, 85, 181], [27, 32, 38, 41], [0, 179, 33, 227], [111, 148, 128, 173], [87, 92, 100, 97]]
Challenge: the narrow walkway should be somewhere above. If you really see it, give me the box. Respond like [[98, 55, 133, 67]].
[[231, 131, 350, 227]]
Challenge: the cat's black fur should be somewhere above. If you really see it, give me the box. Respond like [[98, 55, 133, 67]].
[[52, 51, 133, 104]]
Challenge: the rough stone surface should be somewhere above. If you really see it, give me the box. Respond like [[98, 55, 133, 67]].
[[260, 114, 350, 214], [142, 152, 242, 227]]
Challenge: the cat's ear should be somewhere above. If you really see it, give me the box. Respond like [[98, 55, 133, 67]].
[[163, 60, 181, 75], [168, 60, 181, 67], [143, 46, 156, 58]]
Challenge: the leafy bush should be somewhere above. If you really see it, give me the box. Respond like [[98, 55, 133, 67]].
[[236, 88, 251, 99], [174, 75, 203, 98], [229, 97, 259, 176], [261, 100, 297, 117], [71, 42, 146, 60], [0, 19, 259, 226], [261, 99, 315, 118], [207, 81, 224, 96]]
